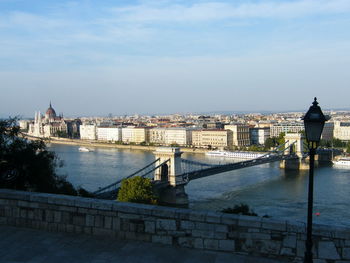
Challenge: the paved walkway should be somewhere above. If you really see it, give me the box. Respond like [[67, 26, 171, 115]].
[[0, 226, 291, 263]]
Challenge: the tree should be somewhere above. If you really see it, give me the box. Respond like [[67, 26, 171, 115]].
[[0, 118, 89, 196], [221, 204, 257, 216], [347, 142, 350, 154], [117, 176, 157, 204]]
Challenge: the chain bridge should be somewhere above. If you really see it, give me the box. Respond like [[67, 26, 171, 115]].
[[92, 138, 299, 202]]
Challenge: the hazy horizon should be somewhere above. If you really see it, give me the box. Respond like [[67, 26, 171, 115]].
[[1, 0, 349, 117]]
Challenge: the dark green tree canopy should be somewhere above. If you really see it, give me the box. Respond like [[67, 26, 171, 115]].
[[0, 118, 87, 196]]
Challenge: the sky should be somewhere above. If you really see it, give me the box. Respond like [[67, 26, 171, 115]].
[[0, 0, 349, 117]]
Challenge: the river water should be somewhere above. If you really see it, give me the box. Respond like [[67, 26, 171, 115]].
[[49, 144, 350, 227]]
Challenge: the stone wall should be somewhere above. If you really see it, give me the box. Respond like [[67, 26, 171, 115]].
[[0, 189, 349, 262]]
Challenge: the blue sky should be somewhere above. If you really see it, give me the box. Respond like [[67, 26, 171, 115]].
[[0, 0, 349, 117]]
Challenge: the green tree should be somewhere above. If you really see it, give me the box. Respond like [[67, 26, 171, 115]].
[[117, 176, 157, 204], [347, 142, 350, 154], [0, 118, 90, 196]]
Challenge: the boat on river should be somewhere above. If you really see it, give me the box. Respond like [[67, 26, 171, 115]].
[[78, 147, 93, 152], [333, 157, 350, 167], [206, 150, 264, 159]]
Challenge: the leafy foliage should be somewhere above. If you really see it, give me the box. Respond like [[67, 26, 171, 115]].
[[117, 176, 157, 204], [221, 204, 258, 216], [0, 118, 90, 196]]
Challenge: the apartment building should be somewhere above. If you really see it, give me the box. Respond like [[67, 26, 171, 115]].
[[97, 127, 121, 142], [270, 122, 304, 137], [80, 124, 97, 140], [250, 127, 270, 145], [224, 124, 250, 147], [192, 129, 233, 148], [334, 121, 350, 141]]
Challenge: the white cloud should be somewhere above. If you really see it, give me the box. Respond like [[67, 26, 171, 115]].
[[110, 0, 350, 23]]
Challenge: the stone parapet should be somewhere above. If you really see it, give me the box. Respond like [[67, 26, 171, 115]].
[[1, 189, 350, 262]]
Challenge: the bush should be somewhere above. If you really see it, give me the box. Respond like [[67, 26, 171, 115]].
[[117, 176, 157, 204], [221, 204, 258, 216]]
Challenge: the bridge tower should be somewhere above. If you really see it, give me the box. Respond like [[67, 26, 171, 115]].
[[154, 147, 188, 207], [281, 133, 308, 170], [284, 133, 304, 158]]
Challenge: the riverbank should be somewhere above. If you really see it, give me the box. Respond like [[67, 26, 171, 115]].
[[23, 134, 208, 154]]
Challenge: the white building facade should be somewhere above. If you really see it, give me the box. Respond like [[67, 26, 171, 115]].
[[97, 127, 121, 142], [80, 124, 97, 140]]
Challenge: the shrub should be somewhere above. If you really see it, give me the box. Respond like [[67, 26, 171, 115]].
[[221, 203, 258, 216], [117, 176, 157, 204]]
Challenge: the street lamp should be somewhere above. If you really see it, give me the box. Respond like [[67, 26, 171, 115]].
[[302, 97, 329, 263]]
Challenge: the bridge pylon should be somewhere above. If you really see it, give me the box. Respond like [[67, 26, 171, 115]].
[[153, 147, 188, 207], [281, 133, 308, 170], [284, 133, 304, 158]]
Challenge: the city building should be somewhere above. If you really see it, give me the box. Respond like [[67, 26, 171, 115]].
[[80, 124, 97, 140], [192, 129, 233, 149], [97, 127, 121, 142], [121, 127, 135, 143], [224, 124, 250, 147], [250, 127, 270, 145], [149, 128, 192, 146], [333, 121, 350, 141], [270, 122, 304, 137], [132, 127, 149, 144], [28, 103, 70, 138]]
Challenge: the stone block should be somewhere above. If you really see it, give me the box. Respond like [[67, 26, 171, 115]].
[[175, 208, 191, 220], [238, 215, 261, 228], [152, 235, 172, 245], [280, 247, 295, 256], [258, 240, 281, 255], [283, 234, 296, 248], [58, 205, 77, 213], [192, 230, 214, 239], [44, 210, 54, 222], [220, 213, 240, 225], [195, 222, 215, 231], [313, 259, 327, 263], [178, 237, 194, 248], [189, 211, 206, 222], [318, 241, 340, 260], [180, 220, 194, 230], [125, 231, 151, 242], [145, 221, 155, 234], [17, 200, 30, 207], [94, 215, 104, 228], [218, 240, 235, 252], [74, 197, 94, 209], [261, 218, 286, 232], [72, 214, 85, 226], [118, 213, 142, 220], [205, 211, 222, 224], [215, 224, 228, 233], [204, 239, 219, 250], [343, 247, 350, 259], [57, 224, 66, 232], [27, 210, 34, 220], [47, 195, 75, 206], [91, 200, 113, 211], [20, 209, 27, 219], [112, 217, 120, 230], [297, 240, 306, 257], [152, 206, 177, 219], [0, 189, 31, 200], [113, 202, 140, 214], [84, 226, 92, 235], [156, 219, 177, 231], [0, 216, 7, 224], [194, 238, 204, 249], [66, 224, 75, 233], [74, 225, 84, 234], [104, 216, 112, 229], [53, 211, 62, 223]]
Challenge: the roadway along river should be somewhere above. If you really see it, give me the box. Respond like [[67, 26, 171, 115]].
[[49, 143, 350, 227]]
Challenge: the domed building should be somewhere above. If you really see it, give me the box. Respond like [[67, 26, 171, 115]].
[[45, 102, 57, 121]]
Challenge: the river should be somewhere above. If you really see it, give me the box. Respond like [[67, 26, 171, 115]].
[[49, 143, 350, 227]]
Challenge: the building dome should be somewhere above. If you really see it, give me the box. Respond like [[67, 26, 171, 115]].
[[45, 102, 57, 119]]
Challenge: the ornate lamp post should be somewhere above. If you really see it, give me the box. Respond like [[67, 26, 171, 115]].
[[302, 97, 329, 263]]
